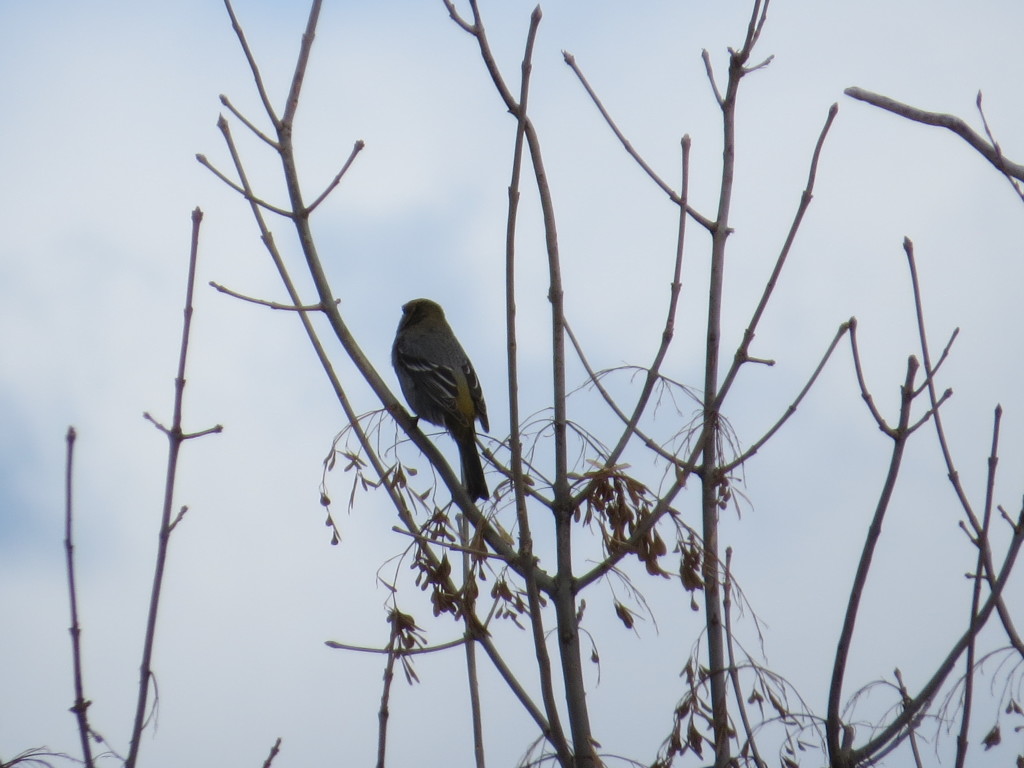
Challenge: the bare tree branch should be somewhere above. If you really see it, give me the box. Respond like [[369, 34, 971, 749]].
[[954, 406, 1002, 768], [590, 134, 695, 483], [905, 237, 1024, 659], [209, 280, 334, 311], [261, 737, 283, 768], [126, 208, 220, 768], [721, 319, 851, 473], [196, 149, 296, 218], [844, 86, 1024, 182], [849, 502, 1024, 765], [219, 94, 278, 148], [499, 8, 572, 762], [63, 426, 95, 768], [562, 52, 714, 232], [222, 0, 280, 128], [306, 140, 366, 214], [724, 548, 767, 768], [713, 102, 839, 412], [826, 356, 919, 768], [975, 92, 1024, 202]]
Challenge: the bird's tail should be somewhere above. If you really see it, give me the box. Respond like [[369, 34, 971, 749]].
[[457, 433, 489, 502]]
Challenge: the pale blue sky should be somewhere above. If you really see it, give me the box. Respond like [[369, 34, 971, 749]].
[[2, 1, 1023, 766]]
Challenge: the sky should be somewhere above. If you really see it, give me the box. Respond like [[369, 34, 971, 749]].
[[2, 1, 1023, 766]]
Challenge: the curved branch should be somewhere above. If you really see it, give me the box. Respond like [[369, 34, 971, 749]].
[[844, 87, 1024, 182]]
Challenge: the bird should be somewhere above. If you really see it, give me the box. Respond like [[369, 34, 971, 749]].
[[392, 298, 490, 501]]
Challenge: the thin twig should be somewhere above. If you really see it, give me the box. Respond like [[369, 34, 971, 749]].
[[210, 280, 332, 311], [911, 327, 959, 398], [975, 92, 1024, 202], [376, 628, 398, 768], [390, 525, 510, 563], [563, 51, 714, 232], [847, 317, 893, 436], [954, 406, 1002, 768], [723, 548, 767, 768], [261, 737, 283, 768], [722, 319, 851, 473], [904, 387, 952, 435], [222, 0, 280, 128], [325, 636, 466, 656], [893, 669, 924, 768], [460, 515, 487, 768], [126, 208, 219, 768], [713, 102, 839, 412], [196, 151, 296, 218], [702, 49, 724, 108], [441, 0, 476, 33], [579, 134, 695, 495], [219, 94, 278, 148], [306, 140, 366, 213], [63, 426, 95, 768]]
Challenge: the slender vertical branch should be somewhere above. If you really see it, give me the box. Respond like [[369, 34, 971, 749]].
[[261, 737, 283, 768], [826, 358, 917, 768], [893, 669, 924, 768], [905, 238, 1024, 657], [723, 548, 767, 768], [376, 630, 398, 768], [503, 7, 571, 765], [584, 134, 692, 488], [63, 426, 94, 768], [221, 0, 280, 128], [701, 3, 771, 761], [282, 0, 322, 127], [460, 516, 487, 768], [954, 406, 1001, 768], [127, 208, 220, 768], [447, 2, 592, 762]]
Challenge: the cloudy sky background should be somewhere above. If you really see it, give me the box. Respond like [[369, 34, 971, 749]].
[[2, 0, 1023, 765]]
